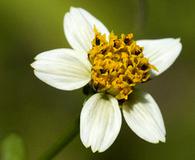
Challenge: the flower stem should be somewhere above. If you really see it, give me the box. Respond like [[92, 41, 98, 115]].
[[38, 116, 80, 160], [137, 0, 147, 33]]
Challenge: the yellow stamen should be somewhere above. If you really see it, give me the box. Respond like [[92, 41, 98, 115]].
[[88, 28, 156, 100]]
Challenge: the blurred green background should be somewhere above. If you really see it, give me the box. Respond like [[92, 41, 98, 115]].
[[0, 0, 195, 159]]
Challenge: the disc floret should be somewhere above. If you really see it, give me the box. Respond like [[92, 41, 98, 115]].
[[88, 28, 156, 100]]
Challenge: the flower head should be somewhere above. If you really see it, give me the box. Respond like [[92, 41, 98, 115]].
[[31, 7, 182, 152]]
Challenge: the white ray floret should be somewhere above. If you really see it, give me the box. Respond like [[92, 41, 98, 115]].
[[80, 93, 122, 152], [31, 48, 91, 90], [122, 91, 166, 143], [64, 7, 109, 54], [137, 38, 182, 76]]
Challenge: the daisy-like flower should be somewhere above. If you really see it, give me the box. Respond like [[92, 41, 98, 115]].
[[31, 7, 182, 152]]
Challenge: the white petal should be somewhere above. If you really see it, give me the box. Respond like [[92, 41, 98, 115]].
[[31, 48, 91, 90], [64, 7, 109, 53], [122, 91, 166, 143], [80, 93, 122, 152], [137, 38, 182, 76]]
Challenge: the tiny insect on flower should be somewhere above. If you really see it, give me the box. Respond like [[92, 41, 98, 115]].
[[31, 7, 182, 153]]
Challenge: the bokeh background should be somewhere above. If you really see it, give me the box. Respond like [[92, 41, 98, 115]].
[[0, 0, 195, 159]]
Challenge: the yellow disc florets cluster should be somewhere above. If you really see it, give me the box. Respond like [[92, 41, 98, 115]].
[[88, 28, 155, 100]]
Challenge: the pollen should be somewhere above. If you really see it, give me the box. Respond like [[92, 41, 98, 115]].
[[88, 28, 156, 100]]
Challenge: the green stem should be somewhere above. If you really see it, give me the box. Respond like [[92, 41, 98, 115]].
[[38, 117, 80, 160], [137, 0, 147, 33]]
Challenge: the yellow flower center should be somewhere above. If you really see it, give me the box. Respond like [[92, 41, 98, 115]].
[[88, 28, 156, 100]]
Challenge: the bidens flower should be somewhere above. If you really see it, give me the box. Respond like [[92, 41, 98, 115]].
[[31, 7, 182, 152]]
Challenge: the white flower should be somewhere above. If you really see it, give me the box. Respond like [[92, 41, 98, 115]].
[[31, 7, 182, 153]]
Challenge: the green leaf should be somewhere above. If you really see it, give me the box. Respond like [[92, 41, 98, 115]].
[[1, 134, 26, 160]]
